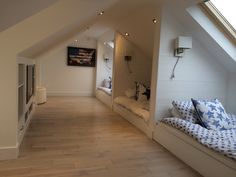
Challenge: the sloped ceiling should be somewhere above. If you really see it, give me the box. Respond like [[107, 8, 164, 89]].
[[163, 0, 236, 72], [115, 4, 159, 58], [17, 0, 120, 58], [0, 0, 59, 32], [84, 0, 160, 58], [16, 0, 208, 61], [19, 0, 161, 59]]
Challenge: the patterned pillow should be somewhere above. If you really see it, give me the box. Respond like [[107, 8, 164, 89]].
[[228, 114, 236, 126], [102, 79, 110, 88], [135, 82, 150, 102], [170, 107, 182, 118], [108, 77, 112, 89], [172, 100, 198, 123], [191, 98, 234, 131]]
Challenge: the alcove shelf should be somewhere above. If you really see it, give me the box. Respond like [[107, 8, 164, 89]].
[[18, 64, 25, 139], [17, 57, 36, 145]]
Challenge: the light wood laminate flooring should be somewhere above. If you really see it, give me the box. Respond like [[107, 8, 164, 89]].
[[0, 97, 202, 177]]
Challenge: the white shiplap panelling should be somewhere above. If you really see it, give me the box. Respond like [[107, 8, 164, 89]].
[[227, 73, 236, 114], [155, 10, 228, 120]]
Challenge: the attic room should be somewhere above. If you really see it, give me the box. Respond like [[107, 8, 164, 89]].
[[0, 0, 235, 177]]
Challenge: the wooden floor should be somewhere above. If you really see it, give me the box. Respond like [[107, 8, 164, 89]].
[[0, 97, 202, 177]]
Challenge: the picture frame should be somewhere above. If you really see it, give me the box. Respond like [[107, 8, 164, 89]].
[[67, 47, 96, 67]]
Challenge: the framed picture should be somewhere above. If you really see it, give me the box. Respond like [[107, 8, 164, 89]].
[[67, 47, 96, 67]]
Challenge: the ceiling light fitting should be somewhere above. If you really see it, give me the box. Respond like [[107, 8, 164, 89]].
[[98, 11, 104, 16], [153, 18, 157, 23]]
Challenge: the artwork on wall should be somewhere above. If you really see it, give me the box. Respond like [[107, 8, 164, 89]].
[[67, 47, 96, 67]]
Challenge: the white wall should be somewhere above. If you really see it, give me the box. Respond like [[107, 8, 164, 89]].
[[154, 10, 228, 120], [0, 0, 119, 160], [37, 35, 97, 96], [96, 41, 113, 88], [227, 73, 236, 114], [113, 33, 152, 98]]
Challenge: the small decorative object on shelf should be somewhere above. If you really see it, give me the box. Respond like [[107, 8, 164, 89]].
[[36, 87, 47, 105]]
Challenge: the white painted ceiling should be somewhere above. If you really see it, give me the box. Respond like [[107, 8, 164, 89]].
[[18, 0, 120, 58], [83, 0, 160, 58], [2, 0, 234, 72], [0, 0, 59, 32], [19, 0, 161, 59]]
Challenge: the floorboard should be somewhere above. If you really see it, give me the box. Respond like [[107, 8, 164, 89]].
[[0, 97, 202, 177]]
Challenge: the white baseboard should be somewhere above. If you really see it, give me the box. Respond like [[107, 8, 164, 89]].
[[47, 91, 94, 97], [0, 146, 19, 160]]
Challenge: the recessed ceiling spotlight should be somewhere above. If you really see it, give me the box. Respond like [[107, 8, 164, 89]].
[[98, 10, 104, 16], [75, 39, 78, 42], [125, 32, 129, 36], [153, 18, 157, 24]]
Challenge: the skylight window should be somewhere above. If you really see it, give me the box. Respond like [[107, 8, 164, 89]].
[[107, 41, 114, 49], [210, 0, 235, 29], [203, 0, 236, 41]]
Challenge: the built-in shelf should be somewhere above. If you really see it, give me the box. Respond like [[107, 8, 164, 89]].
[[18, 64, 24, 86], [18, 63, 25, 141], [17, 61, 36, 145], [18, 64, 25, 124]]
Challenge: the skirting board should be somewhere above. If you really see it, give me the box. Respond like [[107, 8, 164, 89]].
[[0, 146, 19, 161], [113, 104, 152, 138], [47, 91, 94, 97], [0, 102, 35, 161], [153, 123, 236, 177]]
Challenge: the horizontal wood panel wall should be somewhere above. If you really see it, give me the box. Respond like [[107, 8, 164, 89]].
[[227, 74, 236, 114], [155, 10, 228, 120]]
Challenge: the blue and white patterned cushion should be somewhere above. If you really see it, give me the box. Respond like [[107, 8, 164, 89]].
[[228, 114, 236, 126], [172, 100, 198, 123], [192, 98, 234, 131], [135, 82, 150, 102], [161, 117, 236, 160]]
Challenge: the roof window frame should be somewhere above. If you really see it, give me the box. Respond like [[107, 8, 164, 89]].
[[200, 0, 236, 44]]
